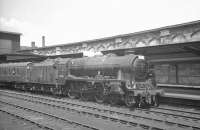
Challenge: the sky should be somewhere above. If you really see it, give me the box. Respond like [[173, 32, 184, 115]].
[[0, 0, 200, 47]]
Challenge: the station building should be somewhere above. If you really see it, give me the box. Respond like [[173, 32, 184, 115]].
[[18, 20, 200, 90], [0, 31, 21, 54], [0, 31, 46, 63]]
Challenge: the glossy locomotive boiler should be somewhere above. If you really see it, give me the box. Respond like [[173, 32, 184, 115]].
[[0, 54, 164, 107]]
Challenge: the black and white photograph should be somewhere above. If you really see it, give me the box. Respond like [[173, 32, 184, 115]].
[[0, 0, 200, 130]]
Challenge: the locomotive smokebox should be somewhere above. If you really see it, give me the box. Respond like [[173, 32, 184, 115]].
[[132, 58, 148, 81]]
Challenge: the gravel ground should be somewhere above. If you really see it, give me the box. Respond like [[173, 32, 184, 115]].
[[0, 110, 43, 130]]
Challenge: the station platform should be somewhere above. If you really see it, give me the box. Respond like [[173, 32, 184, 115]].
[[158, 84, 200, 89], [163, 92, 200, 101]]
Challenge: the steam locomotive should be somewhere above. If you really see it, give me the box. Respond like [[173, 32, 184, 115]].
[[0, 54, 164, 107]]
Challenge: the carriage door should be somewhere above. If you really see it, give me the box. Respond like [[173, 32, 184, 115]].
[[26, 63, 32, 82]]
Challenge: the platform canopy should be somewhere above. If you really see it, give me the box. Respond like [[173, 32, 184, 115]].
[[102, 41, 200, 64]]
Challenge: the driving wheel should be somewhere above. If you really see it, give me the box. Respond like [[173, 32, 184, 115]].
[[68, 85, 77, 99]]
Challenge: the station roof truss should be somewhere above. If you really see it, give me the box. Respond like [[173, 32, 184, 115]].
[[18, 20, 200, 52]]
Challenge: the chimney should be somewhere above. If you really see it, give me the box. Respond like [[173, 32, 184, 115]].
[[31, 41, 36, 48], [42, 36, 45, 47]]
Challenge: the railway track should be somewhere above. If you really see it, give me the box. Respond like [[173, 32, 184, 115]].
[[1, 89, 200, 121], [0, 108, 52, 130], [0, 100, 100, 130], [0, 89, 200, 130], [0, 102, 98, 130], [0, 91, 141, 130]]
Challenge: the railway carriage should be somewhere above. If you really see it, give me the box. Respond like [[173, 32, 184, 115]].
[[0, 54, 164, 107], [0, 62, 32, 90]]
